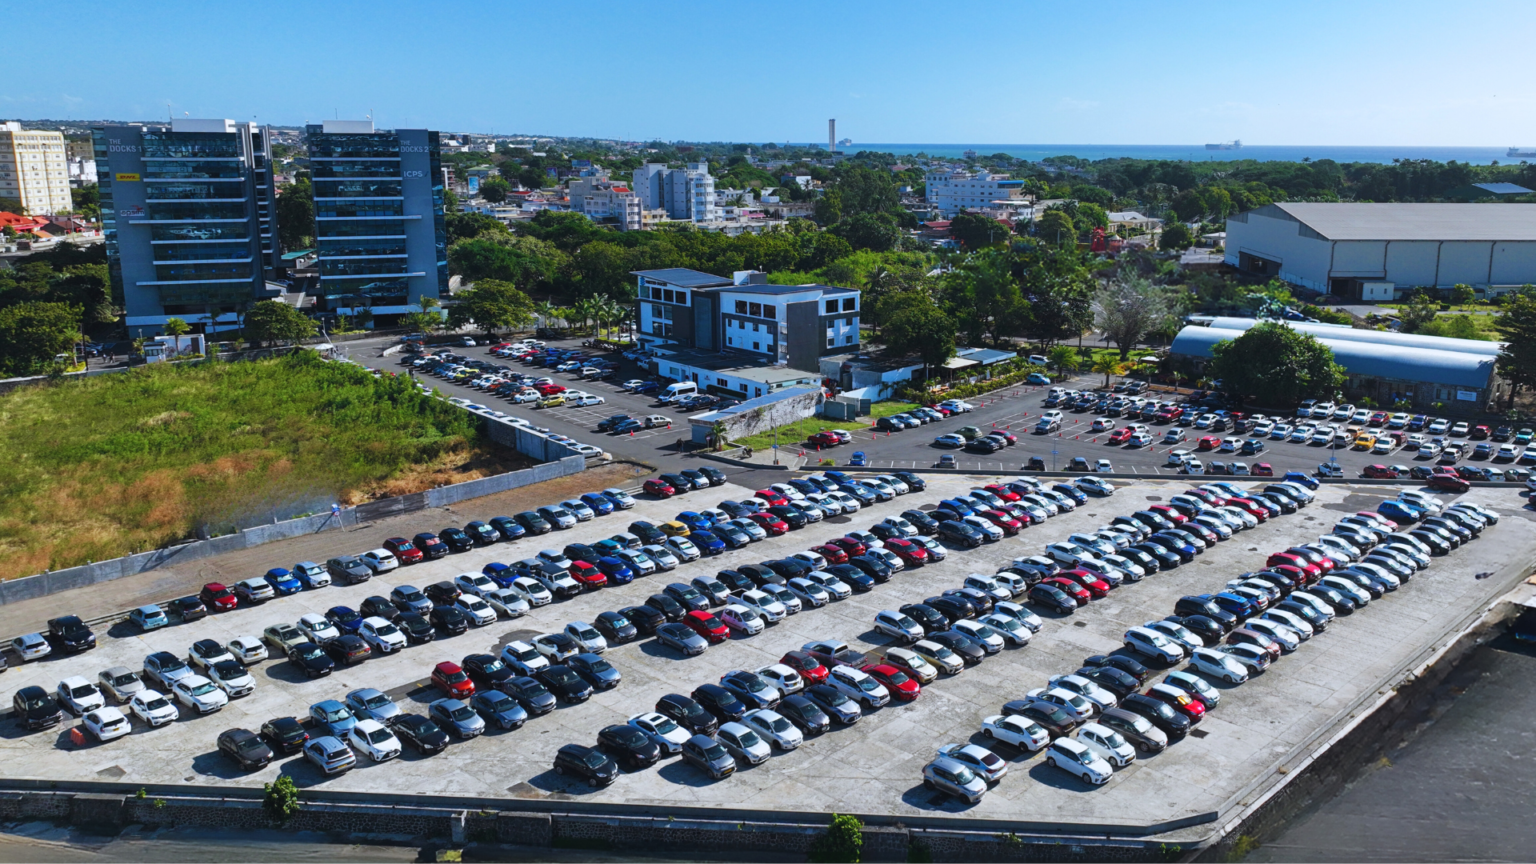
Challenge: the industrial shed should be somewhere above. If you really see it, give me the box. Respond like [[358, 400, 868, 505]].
[[1225, 203, 1536, 300], [1171, 318, 1508, 410]]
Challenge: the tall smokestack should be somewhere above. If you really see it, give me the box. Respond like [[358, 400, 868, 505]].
[[829, 119, 836, 153]]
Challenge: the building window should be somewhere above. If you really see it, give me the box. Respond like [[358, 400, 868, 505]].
[[752, 323, 759, 332], [827, 338, 834, 347], [762, 304, 775, 318], [825, 299, 837, 313], [753, 342, 760, 351], [842, 298, 855, 311], [749, 302, 762, 317], [844, 335, 853, 344], [735, 300, 747, 314]]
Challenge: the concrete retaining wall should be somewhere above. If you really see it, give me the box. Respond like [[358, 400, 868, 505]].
[[485, 417, 587, 463]]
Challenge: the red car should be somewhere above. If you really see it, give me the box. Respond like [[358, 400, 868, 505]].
[[1268, 563, 1311, 588], [748, 512, 788, 536], [1147, 504, 1187, 524], [1469, 425, 1490, 440], [810, 544, 849, 565], [383, 537, 424, 565], [643, 478, 676, 497], [1369, 411, 1388, 426], [982, 484, 1021, 502], [978, 510, 1022, 536], [568, 561, 609, 590], [1156, 406, 1184, 423], [1229, 498, 1270, 521], [1196, 435, 1220, 451], [754, 489, 789, 507], [1043, 577, 1092, 604], [1266, 552, 1321, 580], [1252, 463, 1273, 476], [1228, 628, 1283, 660], [1057, 568, 1111, 599], [431, 661, 475, 698], [807, 431, 841, 448], [989, 429, 1018, 445], [1356, 511, 1398, 529], [1285, 547, 1335, 574], [1363, 464, 1398, 479], [1145, 685, 1206, 723], [860, 664, 921, 702], [1107, 428, 1134, 444], [779, 650, 829, 685], [534, 383, 566, 396], [683, 610, 729, 644], [1185, 488, 1227, 506], [199, 582, 237, 612], [1427, 473, 1471, 493], [883, 538, 928, 566], [827, 536, 866, 558]]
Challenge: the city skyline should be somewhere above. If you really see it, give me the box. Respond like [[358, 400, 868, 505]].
[[5, 0, 1535, 146]]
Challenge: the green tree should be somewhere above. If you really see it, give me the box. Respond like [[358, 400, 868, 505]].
[[1019, 246, 1093, 347], [813, 189, 844, 225], [71, 183, 101, 220], [949, 211, 1007, 250], [480, 176, 511, 203], [948, 248, 1027, 345], [1091, 354, 1125, 387], [1093, 274, 1170, 360], [881, 291, 956, 377], [244, 299, 316, 346], [808, 813, 864, 864], [448, 234, 563, 293], [1494, 293, 1536, 409], [1208, 322, 1346, 406], [1047, 344, 1079, 375], [1448, 283, 1475, 307], [275, 178, 314, 251], [163, 317, 191, 336], [0, 301, 82, 376], [1399, 292, 1440, 332], [263, 775, 301, 825], [832, 213, 900, 252], [1036, 209, 1075, 245], [447, 279, 535, 336], [1159, 223, 1194, 251]]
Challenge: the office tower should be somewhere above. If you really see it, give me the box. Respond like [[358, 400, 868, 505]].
[[0, 121, 73, 215], [93, 118, 278, 335], [304, 120, 447, 321]]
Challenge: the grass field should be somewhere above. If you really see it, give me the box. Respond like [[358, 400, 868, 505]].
[[733, 402, 917, 450], [0, 352, 521, 581]]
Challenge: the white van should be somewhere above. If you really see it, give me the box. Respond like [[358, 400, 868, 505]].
[[659, 381, 698, 403]]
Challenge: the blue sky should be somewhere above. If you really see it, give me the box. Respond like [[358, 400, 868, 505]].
[[5, 0, 1534, 145]]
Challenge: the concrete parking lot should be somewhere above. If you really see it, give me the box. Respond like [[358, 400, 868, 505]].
[[3, 469, 1531, 832]]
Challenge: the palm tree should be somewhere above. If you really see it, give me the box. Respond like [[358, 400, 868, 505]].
[[1090, 354, 1120, 388], [534, 300, 563, 331], [1047, 345, 1079, 377]]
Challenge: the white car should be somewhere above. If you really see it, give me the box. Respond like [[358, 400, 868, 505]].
[[1046, 738, 1112, 785], [172, 675, 229, 715], [207, 661, 255, 698], [640, 545, 678, 570], [1262, 609, 1316, 640], [770, 483, 806, 502], [805, 493, 844, 515], [665, 536, 701, 562], [1245, 618, 1301, 652], [980, 713, 1050, 752], [297, 613, 340, 644], [991, 600, 1043, 632], [790, 550, 829, 570], [57, 676, 106, 715], [563, 621, 608, 654], [1077, 722, 1136, 769], [1188, 649, 1253, 689], [787, 577, 831, 609], [629, 712, 690, 754], [953, 620, 1006, 653], [735, 590, 786, 623], [11, 633, 51, 662], [1124, 627, 1186, 663], [828, 666, 890, 709], [756, 663, 805, 696], [82, 707, 132, 743], [963, 574, 1012, 601], [499, 640, 549, 675], [1165, 670, 1222, 709], [509, 576, 553, 607], [761, 584, 802, 615], [349, 719, 402, 762], [454, 572, 497, 598], [717, 721, 772, 765], [1046, 674, 1119, 712], [359, 549, 399, 572], [874, 610, 925, 642], [938, 742, 1009, 784], [1220, 643, 1273, 674], [226, 636, 267, 665], [128, 689, 179, 727], [358, 617, 407, 654], [235, 577, 276, 603], [484, 588, 531, 618], [454, 595, 497, 627], [743, 708, 804, 751], [720, 604, 765, 635], [802, 570, 851, 600]]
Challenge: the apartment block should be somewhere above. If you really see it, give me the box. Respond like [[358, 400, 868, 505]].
[[304, 120, 448, 320], [568, 173, 641, 230], [924, 168, 1027, 217], [0, 122, 72, 215], [632, 162, 717, 222], [93, 118, 279, 334]]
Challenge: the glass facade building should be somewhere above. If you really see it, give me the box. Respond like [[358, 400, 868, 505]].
[[93, 119, 278, 334], [304, 120, 447, 318]]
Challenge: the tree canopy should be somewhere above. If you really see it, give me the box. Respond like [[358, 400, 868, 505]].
[[275, 178, 314, 251], [1092, 274, 1170, 359], [0, 301, 81, 376], [244, 299, 317, 346], [1208, 322, 1346, 406], [1494, 292, 1536, 409], [446, 279, 536, 336]]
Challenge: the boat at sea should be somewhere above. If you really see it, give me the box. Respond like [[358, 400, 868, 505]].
[[1206, 140, 1243, 151], [1508, 147, 1536, 158]]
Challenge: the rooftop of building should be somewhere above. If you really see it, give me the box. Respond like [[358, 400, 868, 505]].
[[713, 282, 858, 297], [652, 346, 821, 385], [1472, 182, 1533, 195], [631, 268, 734, 288], [1235, 202, 1536, 241]]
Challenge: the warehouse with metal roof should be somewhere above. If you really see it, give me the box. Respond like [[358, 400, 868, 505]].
[[1171, 318, 1509, 411], [1225, 203, 1536, 301]]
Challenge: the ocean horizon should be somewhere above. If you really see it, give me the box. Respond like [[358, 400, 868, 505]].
[[845, 143, 1524, 166]]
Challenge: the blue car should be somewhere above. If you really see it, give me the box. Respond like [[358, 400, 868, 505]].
[[1284, 470, 1321, 489], [823, 471, 852, 484], [325, 606, 364, 635], [482, 562, 516, 587], [719, 500, 757, 518], [849, 451, 868, 466], [1378, 500, 1424, 523], [580, 493, 615, 516], [690, 530, 726, 556], [1027, 372, 1051, 385], [264, 568, 303, 596], [309, 699, 357, 738], [1051, 483, 1088, 504], [595, 557, 635, 585], [292, 561, 328, 589], [676, 511, 714, 533], [937, 498, 976, 517], [840, 482, 877, 504], [633, 381, 660, 395]]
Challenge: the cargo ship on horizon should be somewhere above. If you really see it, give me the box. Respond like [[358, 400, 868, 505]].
[[1206, 140, 1243, 151]]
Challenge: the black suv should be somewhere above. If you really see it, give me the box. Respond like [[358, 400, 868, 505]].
[[13, 686, 63, 731], [325, 556, 372, 585], [47, 616, 96, 653], [439, 527, 475, 552], [553, 744, 618, 786]]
